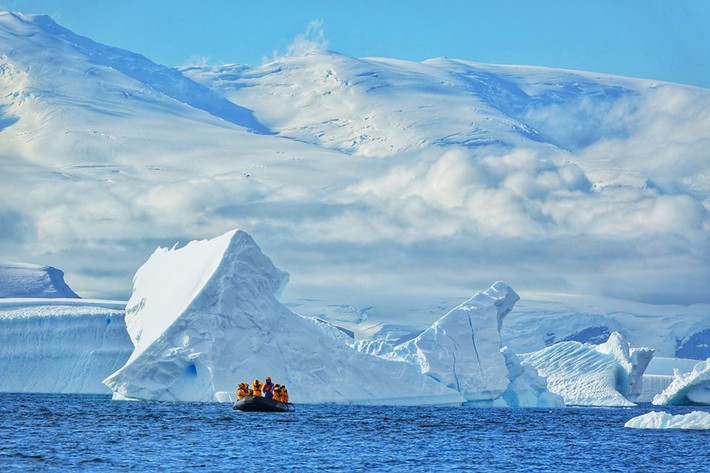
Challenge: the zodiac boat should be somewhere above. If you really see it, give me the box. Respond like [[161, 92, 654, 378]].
[[232, 395, 294, 412]]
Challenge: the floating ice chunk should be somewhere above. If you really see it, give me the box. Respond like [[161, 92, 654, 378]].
[[653, 358, 710, 406], [522, 331, 653, 406], [624, 411, 710, 429], [104, 229, 464, 404]]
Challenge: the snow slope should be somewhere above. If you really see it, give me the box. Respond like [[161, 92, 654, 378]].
[[0, 261, 79, 298], [521, 332, 653, 406], [1, 12, 708, 340], [103, 229, 464, 404], [624, 411, 710, 429], [182, 54, 651, 157], [0, 298, 132, 393], [0, 12, 267, 136]]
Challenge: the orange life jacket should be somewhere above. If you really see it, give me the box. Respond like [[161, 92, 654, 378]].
[[251, 380, 263, 397], [237, 385, 250, 399]]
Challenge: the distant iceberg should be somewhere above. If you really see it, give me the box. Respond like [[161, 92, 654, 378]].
[[624, 411, 710, 429], [387, 282, 563, 407], [103, 229, 464, 405], [0, 261, 79, 298], [521, 332, 654, 406], [0, 262, 132, 394], [652, 358, 710, 406], [394, 282, 517, 401]]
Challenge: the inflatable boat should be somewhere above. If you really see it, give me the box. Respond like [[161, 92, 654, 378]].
[[232, 395, 294, 412]]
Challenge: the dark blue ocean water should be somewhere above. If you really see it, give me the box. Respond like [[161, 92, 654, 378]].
[[0, 393, 707, 472]]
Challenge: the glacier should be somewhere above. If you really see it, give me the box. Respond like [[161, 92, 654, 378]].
[[503, 295, 709, 360], [652, 358, 710, 406], [624, 411, 710, 430], [0, 298, 132, 394], [521, 332, 654, 406], [103, 229, 464, 404]]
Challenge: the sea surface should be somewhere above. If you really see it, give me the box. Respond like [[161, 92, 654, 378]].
[[1, 393, 707, 472]]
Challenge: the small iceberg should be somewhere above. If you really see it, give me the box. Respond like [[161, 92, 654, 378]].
[[624, 411, 710, 429], [521, 332, 654, 406], [652, 358, 710, 406]]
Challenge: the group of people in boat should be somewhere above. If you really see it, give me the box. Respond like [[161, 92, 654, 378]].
[[237, 377, 289, 403]]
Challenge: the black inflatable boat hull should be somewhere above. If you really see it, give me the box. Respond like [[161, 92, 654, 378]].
[[233, 395, 294, 412]]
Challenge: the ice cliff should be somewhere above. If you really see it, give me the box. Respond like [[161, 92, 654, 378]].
[[0, 261, 80, 298], [103, 229, 464, 404], [0, 299, 132, 393], [652, 358, 710, 406], [522, 332, 654, 406]]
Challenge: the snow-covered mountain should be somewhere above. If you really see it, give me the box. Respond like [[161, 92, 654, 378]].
[[1, 12, 708, 348]]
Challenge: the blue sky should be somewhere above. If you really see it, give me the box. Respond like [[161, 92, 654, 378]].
[[1, 0, 708, 88]]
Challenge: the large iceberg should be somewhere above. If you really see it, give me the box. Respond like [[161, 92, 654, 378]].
[[0, 298, 132, 393], [390, 282, 563, 407], [394, 282, 517, 401], [0, 261, 80, 299], [652, 358, 710, 406], [624, 411, 710, 430], [521, 332, 654, 406], [103, 229, 464, 404]]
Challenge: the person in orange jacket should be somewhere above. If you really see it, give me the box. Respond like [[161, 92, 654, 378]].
[[236, 383, 250, 400], [281, 385, 289, 403], [272, 384, 282, 402], [251, 379, 263, 397], [263, 376, 274, 399]]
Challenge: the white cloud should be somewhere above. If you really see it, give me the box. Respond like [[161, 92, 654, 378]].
[[264, 19, 328, 62], [285, 19, 328, 57]]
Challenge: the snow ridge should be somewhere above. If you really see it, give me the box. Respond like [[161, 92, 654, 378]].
[[0, 11, 269, 133]]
